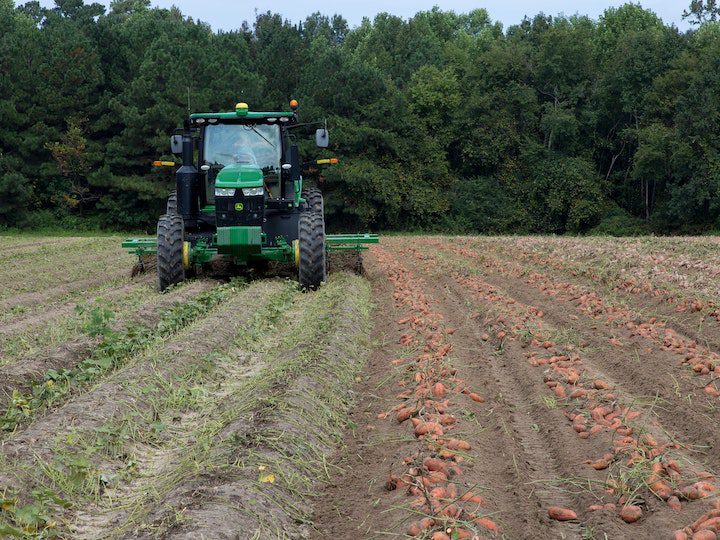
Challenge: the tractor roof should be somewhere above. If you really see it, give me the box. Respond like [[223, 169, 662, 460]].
[[190, 102, 297, 124]]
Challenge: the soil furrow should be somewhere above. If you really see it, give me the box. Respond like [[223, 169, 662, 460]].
[[433, 242, 720, 476], [400, 248, 589, 539], [0, 280, 289, 537], [0, 279, 217, 414], [434, 238, 720, 398], [0, 268, 132, 315], [0, 237, 101, 262], [408, 240, 719, 537], [315, 247, 588, 539], [0, 281, 143, 338], [65, 273, 371, 540], [0, 242, 124, 295], [471, 237, 720, 348], [0, 280, 279, 462]]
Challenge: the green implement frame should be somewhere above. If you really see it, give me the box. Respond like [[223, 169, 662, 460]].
[[122, 233, 379, 260], [325, 234, 380, 251]]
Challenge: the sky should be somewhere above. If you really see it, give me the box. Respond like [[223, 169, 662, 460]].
[[37, 0, 694, 31]]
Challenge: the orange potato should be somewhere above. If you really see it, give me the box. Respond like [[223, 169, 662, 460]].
[[548, 506, 577, 521]]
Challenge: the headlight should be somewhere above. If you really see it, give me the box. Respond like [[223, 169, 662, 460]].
[[215, 188, 236, 197], [242, 187, 264, 196]]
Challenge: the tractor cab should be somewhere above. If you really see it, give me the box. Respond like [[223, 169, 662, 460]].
[[190, 102, 306, 209]]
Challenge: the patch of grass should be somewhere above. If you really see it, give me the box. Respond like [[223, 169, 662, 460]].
[[104, 274, 372, 538], [0, 487, 69, 539], [0, 281, 244, 432], [0, 238, 126, 300], [1, 286, 157, 364], [541, 395, 558, 409]]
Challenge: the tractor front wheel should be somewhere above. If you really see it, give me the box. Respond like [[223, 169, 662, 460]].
[[298, 212, 326, 289], [157, 213, 185, 292]]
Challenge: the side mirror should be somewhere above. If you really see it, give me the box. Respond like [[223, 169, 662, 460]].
[[315, 128, 329, 148], [170, 135, 182, 155]]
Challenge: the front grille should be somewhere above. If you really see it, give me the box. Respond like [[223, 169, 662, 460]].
[[216, 194, 264, 226]]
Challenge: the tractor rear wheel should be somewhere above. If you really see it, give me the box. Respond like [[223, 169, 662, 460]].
[[302, 187, 324, 215], [157, 213, 185, 292], [166, 191, 177, 214], [298, 211, 326, 289]]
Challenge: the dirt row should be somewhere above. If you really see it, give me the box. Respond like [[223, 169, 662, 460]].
[[313, 245, 586, 539], [311, 238, 720, 540], [0, 278, 219, 416], [3, 234, 720, 540], [0, 268, 373, 539]]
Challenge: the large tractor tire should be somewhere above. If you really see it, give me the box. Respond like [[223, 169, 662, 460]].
[[298, 211, 326, 289], [302, 187, 324, 215], [166, 191, 177, 214], [157, 213, 185, 292]]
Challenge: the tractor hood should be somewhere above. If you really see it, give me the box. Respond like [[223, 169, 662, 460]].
[[214, 163, 264, 189]]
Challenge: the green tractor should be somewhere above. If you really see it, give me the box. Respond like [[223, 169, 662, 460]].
[[123, 100, 378, 291]]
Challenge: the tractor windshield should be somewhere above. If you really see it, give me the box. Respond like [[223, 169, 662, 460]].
[[203, 123, 282, 201], [203, 123, 281, 175]]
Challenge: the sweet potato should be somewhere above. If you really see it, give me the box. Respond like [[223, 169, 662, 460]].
[[548, 506, 577, 521], [474, 516, 499, 532], [415, 421, 443, 437], [691, 531, 717, 540], [698, 517, 720, 532], [446, 439, 472, 451], [650, 480, 672, 500], [467, 392, 484, 403], [619, 505, 642, 523], [423, 457, 446, 472], [432, 382, 447, 398], [438, 413, 456, 425], [692, 510, 720, 531], [460, 492, 486, 505], [442, 504, 461, 518], [396, 409, 413, 423], [407, 522, 421, 536], [430, 487, 447, 499]]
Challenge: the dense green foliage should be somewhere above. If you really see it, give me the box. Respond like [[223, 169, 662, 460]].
[[1, 0, 719, 234]]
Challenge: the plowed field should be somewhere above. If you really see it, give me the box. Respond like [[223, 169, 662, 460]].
[[1, 235, 719, 540]]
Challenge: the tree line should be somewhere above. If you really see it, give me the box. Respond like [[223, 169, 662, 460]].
[[1, 0, 720, 234]]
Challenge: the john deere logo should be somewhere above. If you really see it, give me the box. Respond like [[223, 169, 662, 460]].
[[235, 202, 244, 211]]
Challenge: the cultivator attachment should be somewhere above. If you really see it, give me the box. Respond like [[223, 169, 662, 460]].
[[123, 233, 379, 282], [122, 238, 159, 257], [122, 234, 378, 258], [325, 233, 379, 251]]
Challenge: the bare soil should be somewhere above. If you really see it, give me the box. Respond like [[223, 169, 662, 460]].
[[1, 235, 719, 540]]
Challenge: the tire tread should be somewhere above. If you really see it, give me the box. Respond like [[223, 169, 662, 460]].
[[157, 213, 185, 292], [298, 211, 326, 289]]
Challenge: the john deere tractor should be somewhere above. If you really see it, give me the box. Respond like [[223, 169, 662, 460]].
[[123, 100, 377, 291]]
